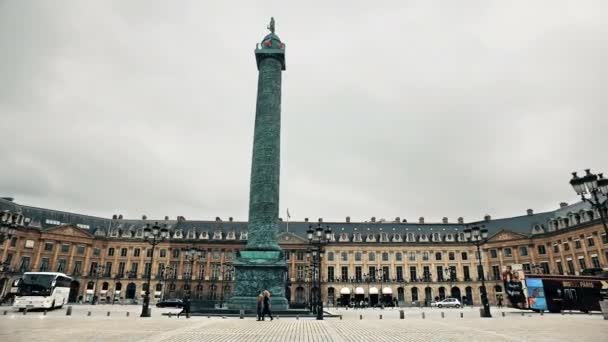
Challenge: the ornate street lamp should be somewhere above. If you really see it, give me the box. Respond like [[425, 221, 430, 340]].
[[570, 169, 608, 236], [0, 210, 21, 244], [183, 247, 204, 299], [140, 222, 169, 317], [219, 264, 234, 308], [463, 225, 491, 318], [306, 223, 332, 320]]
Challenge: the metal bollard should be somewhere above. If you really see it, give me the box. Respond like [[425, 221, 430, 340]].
[[422, 312, 425, 319], [540, 311, 544, 316], [561, 311, 564, 315], [66, 306, 72, 316], [23, 309, 27, 315], [379, 314, 382, 320], [222, 316, 226, 319], [87, 311, 91, 316], [107, 311, 111, 317], [340, 314, 342, 320], [441, 312, 444, 318], [240, 309, 244, 319], [501, 311, 505, 317], [521, 312, 524, 317], [399, 310, 404, 319], [460, 312, 463, 318], [296, 315, 299, 320], [276, 315, 279, 320], [43, 310, 47, 316], [126, 312, 130, 317], [360, 314, 363, 320], [3, 311, 7, 316], [208, 315, 210, 319]]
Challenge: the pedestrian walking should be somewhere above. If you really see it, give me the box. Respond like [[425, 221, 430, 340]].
[[262, 290, 273, 321], [177, 297, 191, 318], [497, 295, 503, 309], [256, 294, 263, 321]]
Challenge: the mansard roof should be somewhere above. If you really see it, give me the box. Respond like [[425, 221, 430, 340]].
[[0, 197, 601, 242]]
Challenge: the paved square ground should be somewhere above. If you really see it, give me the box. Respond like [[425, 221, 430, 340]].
[[0, 305, 606, 341]]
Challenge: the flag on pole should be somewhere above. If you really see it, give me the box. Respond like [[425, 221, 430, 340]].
[[286, 208, 291, 219]]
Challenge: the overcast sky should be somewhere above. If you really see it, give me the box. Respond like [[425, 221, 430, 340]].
[[1, 1, 607, 223]]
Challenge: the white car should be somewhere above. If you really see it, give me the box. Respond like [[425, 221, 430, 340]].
[[431, 298, 461, 308]]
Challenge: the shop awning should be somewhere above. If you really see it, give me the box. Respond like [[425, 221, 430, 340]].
[[369, 287, 379, 295], [340, 287, 351, 295], [355, 287, 365, 295], [382, 287, 393, 294]]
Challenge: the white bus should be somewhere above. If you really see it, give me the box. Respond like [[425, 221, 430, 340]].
[[13, 272, 72, 310]]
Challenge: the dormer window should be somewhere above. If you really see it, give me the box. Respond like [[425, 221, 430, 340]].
[[121, 230, 132, 238], [173, 230, 183, 239], [200, 231, 209, 240], [445, 233, 454, 242], [94, 229, 106, 237], [380, 233, 389, 242], [135, 229, 144, 238], [239, 232, 248, 240], [432, 233, 441, 242], [110, 229, 119, 238], [366, 234, 376, 242], [458, 233, 465, 241], [226, 231, 236, 240], [419, 234, 429, 242], [393, 233, 402, 242], [353, 233, 362, 242], [213, 231, 223, 240], [339, 233, 349, 242], [329, 232, 336, 242], [407, 233, 415, 242], [186, 229, 197, 239]]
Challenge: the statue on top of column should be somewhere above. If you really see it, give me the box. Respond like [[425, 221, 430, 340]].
[[267, 17, 275, 34]]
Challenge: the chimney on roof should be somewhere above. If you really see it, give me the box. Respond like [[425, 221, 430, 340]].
[[370, 217, 376, 223], [484, 214, 491, 221], [560, 202, 568, 208], [118, 214, 123, 220], [458, 217, 464, 224], [215, 217, 221, 222], [304, 217, 309, 222], [395, 217, 400, 223], [442, 217, 448, 224], [318, 217, 323, 223], [229, 217, 233, 222], [142, 215, 147, 220], [419, 217, 424, 224], [402, 219, 407, 223], [526, 209, 534, 216], [112, 214, 118, 220], [164, 216, 169, 221], [346, 216, 350, 223], [279, 217, 283, 222]]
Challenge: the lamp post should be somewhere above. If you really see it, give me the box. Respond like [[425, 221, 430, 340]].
[[183, 247, 203, 299], [306, 223, 332, 320], [0, 210, 20, 244], [219, 264, 234, 308], [371, 267, 384, 307], [463, 225, 491, 318], [569, 169, 608, 236], [159, 264, 173, 301], [140, 222, 168, 318], [91, 264, 106, 305]]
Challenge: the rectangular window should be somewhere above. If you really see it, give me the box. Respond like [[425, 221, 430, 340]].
[[382, 266, 389, 281], [396, 266, 403, 281], [519, 246, 528, 257], [449, 266, 457, 281], [537, 245, 546, 255], [108, 248, 115, 256], [211, 264, 220, 280], [160, 249, 167, 258], [355, 266, 362, 281], [40, 257, 50, 271], [461, 252, 468, 261], [492, 265, 500, 280], [503, 248, 512, 257], [540, 262, 550, 274], [93, 248, 100, 256], [448, 252, 455, 261], [409, 266, 417, 282], [341, 266, 348, 281], [73, 261, 82, 275], [575, 240, 582, 249], [563, 243, 570, 251], [341, 252, 348, 262], [578, 257, 586, 270], [89, 262, 98, 275], [285, 251, 290, 260], [44, 242, 53, 251], [121, 248, 128, 257], [553, 244, 559, 253], [463, 265, 470, 281], [556, 261, 564, 275], [567, 259, 575, 275], [118, 262, 126, 277], [436, 266, 444, 281], [435, 252, 442, 261], [105, 262, 112, 277], [591, 256, 600, 268], [327, 266, 334, 281], [144, 263, 152, 277], [409, 252, 416, 261], [61, 244, 70, 253], [587, 237, 595, 247], [490, 249, 498, 258], [422, 252, 429, 261], [146, 249, 153, 258], [369, 252, 375, 262], [77, 246, 86, 255], [354, 252, 361, 261], [57, 259, 67, 272], [296, 251, 304, 260], [19, 256, 30, 272], [173, 249, 180, 258], [368, 267, 376, 280], [522, 263, 531, 273], [382, 253, 389, 262], [130, 262, 139, 277], [423, 266, 431, 281], [395, 252, 402, 261], [10, 237, 17, 247], [134, 248, 141, 257]]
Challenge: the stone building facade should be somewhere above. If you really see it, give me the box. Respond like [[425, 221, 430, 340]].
[[0, 198, 606, 307]]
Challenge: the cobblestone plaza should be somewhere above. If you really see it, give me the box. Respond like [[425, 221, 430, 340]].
[[0, 306, 606, 341]]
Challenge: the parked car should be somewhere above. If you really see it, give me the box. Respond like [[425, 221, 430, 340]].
[[430, 298, 461, 308], [156, 299, 183, 308]]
